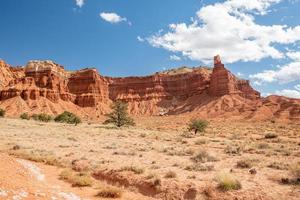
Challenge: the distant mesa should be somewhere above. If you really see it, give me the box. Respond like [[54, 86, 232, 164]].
[[0, 56, 299, 121]]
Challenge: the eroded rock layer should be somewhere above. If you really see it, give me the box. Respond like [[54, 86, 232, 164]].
[[0, 56, 299, 121]]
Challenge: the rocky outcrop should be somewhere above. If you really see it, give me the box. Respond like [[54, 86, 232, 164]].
[[0, 56, 299, 121], [209, 55, 260, 100], [68, 68, 109, 107], [0, 60, 14, 89]]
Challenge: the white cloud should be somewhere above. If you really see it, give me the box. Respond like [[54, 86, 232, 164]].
[[250, 61, 300, 84], [295, 84, 300, 91], [75, 0, 85, 8], [137, 36, 145, 42], [100, 12, 127, 24], [275, 89, 300, 98], [250, 50, 300, 84], [147, 0, 300, 64], [287, 51, 300, 61], [170, 55, 181, 61]]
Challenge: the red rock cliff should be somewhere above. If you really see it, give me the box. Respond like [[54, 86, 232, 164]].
[[209, 55, 260, 100], [1, 56, 298, 121]]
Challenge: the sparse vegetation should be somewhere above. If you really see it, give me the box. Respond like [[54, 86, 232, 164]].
[[54, 111, 81, 125], [31, 113, 52, 122], [191, 149, 218, 163], [120, 166, 144, 174], [104, 101, 135, 127], [9, 149, 62, 166], [20, 113, 30, 120], [188, 119, 208, 134], [265, 133, 278, 139], [185, 163, 214, 171], [225, 144, 242, 155], [96, 185, 123, 198], [267, 162, 288, 170], [216, 172, 242, 191], [164, 171, 177, 178], [59, 169, 93, 187], [236, 158, 257, 168], [0, 108, 5, 117]]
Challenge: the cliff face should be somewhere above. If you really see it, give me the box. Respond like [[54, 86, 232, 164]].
[[0, 56, 299, 121], [0, 60, 14, 89], [209, 55, 260, 100]]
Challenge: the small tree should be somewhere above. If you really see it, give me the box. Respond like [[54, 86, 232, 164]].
[[0, 108, 5, 118], [54, 111, 81, 125], [104, 101, 135, 127], [188, 119, 208, 134]]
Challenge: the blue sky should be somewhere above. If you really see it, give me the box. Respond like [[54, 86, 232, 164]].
[[0, 0, 300, 98]]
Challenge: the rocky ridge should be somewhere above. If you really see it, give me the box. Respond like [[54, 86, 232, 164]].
[[0, 56, 299, 121]]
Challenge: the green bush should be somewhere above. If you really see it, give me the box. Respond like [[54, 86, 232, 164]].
[[20, 113, 30, 120], [188, 119, 208, 134], [104, 101, 135, 127], [54, 111, 81, 125], [0, 108, 5, 118], [31, 113, 52, 122]]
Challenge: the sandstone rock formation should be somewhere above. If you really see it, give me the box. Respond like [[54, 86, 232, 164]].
[[0, 56, 299, 121]]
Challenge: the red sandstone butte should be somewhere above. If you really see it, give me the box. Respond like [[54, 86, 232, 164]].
[[0, 56, 299, 121]]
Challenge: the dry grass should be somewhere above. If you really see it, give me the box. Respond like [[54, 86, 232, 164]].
[[96, 185, 123, 198], [59, 169, 93, 187], [191, 149, 218, 163], [164, 171, 177, 178], [216, 172, 242, 191], [120, 166, 144, 174], [9, 149, 62, 167], [236, 158, 258, 169]]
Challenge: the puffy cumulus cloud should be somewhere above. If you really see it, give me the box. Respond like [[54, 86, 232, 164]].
[[250, 61, 300, 84], [250, 50, 300, 84], [75, 0, 85, 8], [170, 55, 181, 61], [100, 12, 127, 24], [147, 0, 300, 64]]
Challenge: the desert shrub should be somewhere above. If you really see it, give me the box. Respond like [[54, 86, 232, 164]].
[[104, 101, 135, 127], [265, 133, 278, 139], [185, 163, 214, 171], [236, 158, 257, 168], [120, 166, 144, 174], [0, 108, 5, 117], [188, 119, 208, 134], [20, 113, 30, 120], [59, 169, 93, 187], [191, 149, 218, 163], [267, 162, 288, 170], [54, 111, 81, 125], [164, 171, 177, 178], [216, 172, 242, 191], [31, 113, 52, 122], [256, 142, 270, 149], [224, 144, 242, 155], [96, 186, 123, 198]]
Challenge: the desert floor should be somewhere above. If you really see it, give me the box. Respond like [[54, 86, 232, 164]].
[[0, 117, 299, 200]]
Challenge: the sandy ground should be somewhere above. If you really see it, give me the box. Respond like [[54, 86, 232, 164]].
[[0, 117, 299, 199]]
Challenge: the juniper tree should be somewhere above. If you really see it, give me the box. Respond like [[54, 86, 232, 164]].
[[104, 101, 135, 127], [188, 119, 208, 134]]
